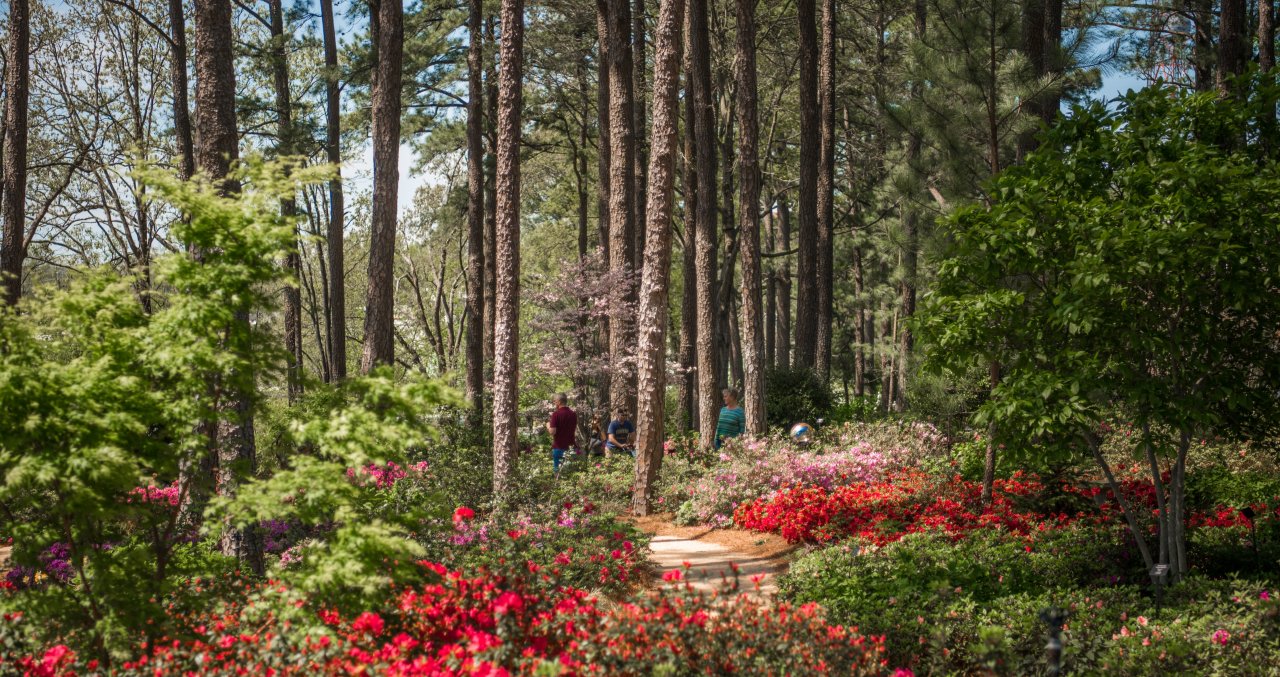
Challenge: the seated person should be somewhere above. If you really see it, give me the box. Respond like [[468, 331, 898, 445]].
[[607, 410, 636, 457], [587, 415, 607, 457]]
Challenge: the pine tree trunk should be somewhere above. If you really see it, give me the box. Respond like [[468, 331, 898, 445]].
[[793, 0, 819, 370], [633, 0, 684, 515], [777, 196, 792, 370], [596, 1, 612, 264], [192, 0, 263, 575], [765, 208, 777, 370], [895, 1, 924, 412], [633, 0, 649, 271], [677, 57, 698, 432], [607, 0, 639, 418], [689, 0, 719, 448], [735, 0, 765, 433], [1043, 0, 1063, 118], [269, 0, 303, 403], [981, 361, 1000, 504], [484, 16, 499, 366], [169, 0, 196, 182], [492, 0, 525, 496], [814, 0, 835, 381], [717, 98, 736, 392], [321, 0, 346, 381], [1017, 0, 1044, 159], [1187, 0, 1214, 93], [1262, 1, 1275, 72], [1218, 0, 1247, 95], [1259, 1, 1276, 148], [0, 0, 29, 306], [576, 69, 591, 259], [465, 0, 486, 417], [360, 0, 404, 373], [594, 1, 613, 412]]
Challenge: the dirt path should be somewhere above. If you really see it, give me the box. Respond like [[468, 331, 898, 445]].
[[628, 515, 797, 600]]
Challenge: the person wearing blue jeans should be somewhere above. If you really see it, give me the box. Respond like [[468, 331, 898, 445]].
[[547, 393, 578, 475]]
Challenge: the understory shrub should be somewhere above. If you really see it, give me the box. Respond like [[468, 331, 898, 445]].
[[779, 528, 1280, 674], [764, 366, 832, 429], [674, 421, 947, 527], [2, 564, 899, 676]]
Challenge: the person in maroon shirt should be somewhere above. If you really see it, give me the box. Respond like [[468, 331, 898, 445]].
[[546, 393, 578, 476]]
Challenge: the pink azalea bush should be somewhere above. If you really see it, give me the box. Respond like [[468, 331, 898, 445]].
[[673, 421, 948, 527]]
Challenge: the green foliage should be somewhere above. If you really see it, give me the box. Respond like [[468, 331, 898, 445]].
[[763, 366, 832, 429], [421, 406, 494, 510], [923, 84, 1280, 455], [210, 369, 458, 609], [0, 160, 458, 656]]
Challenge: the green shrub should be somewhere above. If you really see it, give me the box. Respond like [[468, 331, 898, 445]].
[[764, 366, 831, 430], [779, 526, 1140, 666]]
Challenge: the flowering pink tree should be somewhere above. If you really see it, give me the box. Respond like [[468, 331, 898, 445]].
[[525, 258, 637, 433]]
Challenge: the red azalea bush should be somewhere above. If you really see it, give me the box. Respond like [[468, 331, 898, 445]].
[[734, 470, 1279, 546], [1, 564, 899, 676]]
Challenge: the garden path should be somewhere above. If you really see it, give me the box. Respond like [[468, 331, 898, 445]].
[[629, 516, 796, 601]]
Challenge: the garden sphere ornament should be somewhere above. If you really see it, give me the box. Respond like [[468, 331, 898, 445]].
[[789, 422, 813, 445]]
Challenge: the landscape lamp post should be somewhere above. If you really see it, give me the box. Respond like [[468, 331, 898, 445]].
[[1039, 607, 1067, 676]]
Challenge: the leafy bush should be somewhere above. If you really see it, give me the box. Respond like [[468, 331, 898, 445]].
[[779, 524, 1280, 673], [764, 366, 832, 429], [424, 499, 649, 597], [672, 423, 943, 527], [2, 564, 899, 676], [0, 163, 459, 660]]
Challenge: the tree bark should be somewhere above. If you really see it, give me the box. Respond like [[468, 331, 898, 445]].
[[465, 0, 486, 417], [717, 96, 736, 391], [896, 1, 924, 412], [814, 0, 835, 381], [1218, 0, 1247, 95], [1017, 0, 1045, 159], [793, 0, 819, 370], [484, 15, 498, 364], [1, 0, 30, 306], [765, 208, 776, 370], [269, 0, 303, 403], [169, 0, 196, 182], [607, 0, 639, 418], [360, 0, 405, 373], [689, 0, 719, 447], [321, 0, 347, 381], [1188, 0, 1214, 93], [596, 1, 612, 264], [777, 195, 792, 369], [735, 0, 765, 434], [1043, 0, 1063, 118], [981, 361, 1000, 504], [633, 0, 684, 515], [492, 0, 525, 496], [193, 0, 263, 575], [1259, 0, 1277, 147], [677, 45, 698, 432], [1261, 0, 1276, 72], [633, 0, 649, 271]]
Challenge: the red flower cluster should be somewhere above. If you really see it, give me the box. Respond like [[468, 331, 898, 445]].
[[5, 564, 898, 676], [733, 471, 1073, 544], [735, 470, 1278, 545]]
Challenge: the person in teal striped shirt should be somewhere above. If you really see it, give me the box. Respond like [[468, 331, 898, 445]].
[[715, 388, 746, 449]]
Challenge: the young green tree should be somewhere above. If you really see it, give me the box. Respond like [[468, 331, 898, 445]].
[[924, 85, 1280, 582]]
